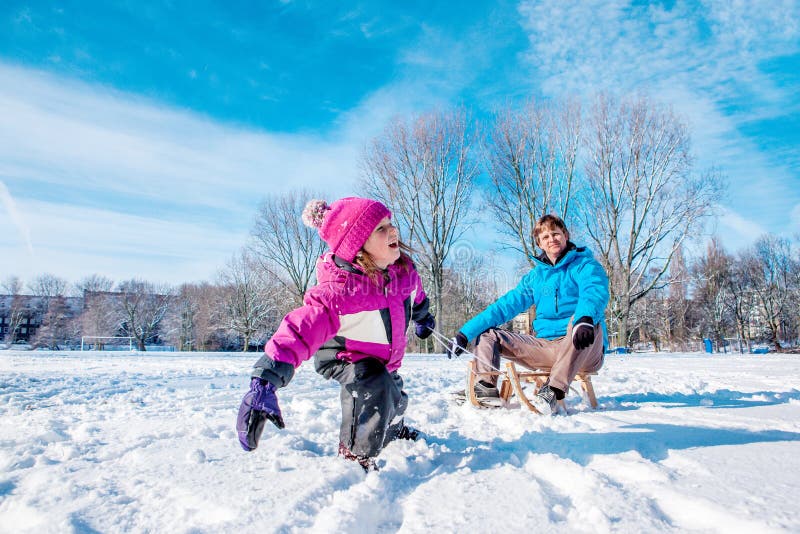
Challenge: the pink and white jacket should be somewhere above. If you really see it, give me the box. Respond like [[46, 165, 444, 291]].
[[252, 253, 431, 387]]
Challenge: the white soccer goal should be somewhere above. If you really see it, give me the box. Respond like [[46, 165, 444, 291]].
[[80, 336, 135, 351]]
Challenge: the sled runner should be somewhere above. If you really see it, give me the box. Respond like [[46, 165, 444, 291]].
[[466, 360, 598, 414]]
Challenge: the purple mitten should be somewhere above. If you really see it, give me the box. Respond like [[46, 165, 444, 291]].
[[414, 315, 435, 339], [236, 378, 284, 451]]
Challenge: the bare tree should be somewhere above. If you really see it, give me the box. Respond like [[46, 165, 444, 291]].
[[79, 291, 124, 342], [250, 189, 327, 303], [747, 234, 797, 350], [787, 238, 800, 345], [27, 274, 68, 297], [690, 238, 733, 349], [164, 285, 200, 352], [445, 252, 499, 330], [218, 250, 280, 351], [1, 276, 23, 295], [31, 296, 73, 349], [404, 250, 500, 353], [580, 94, 724, 346], [116, 279, 174, 351], [27, 274, 70, 343], [75, 274, 115, 295], [666, 245, 691, 349], [360, 108, 480, 317], [726, 253, 759, 352], [632, 246, 692, 351], [1, 276, 26, 344], [164, 282, 228, 351], [483, 98, 582, 265], [627, 268, 666, 350], [75, 276, 121, 347]]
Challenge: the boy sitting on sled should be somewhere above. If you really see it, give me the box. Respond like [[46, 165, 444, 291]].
[[451, 214, 609, 414]]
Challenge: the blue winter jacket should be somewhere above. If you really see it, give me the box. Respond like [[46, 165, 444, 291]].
[[460, 244, 609, 347]]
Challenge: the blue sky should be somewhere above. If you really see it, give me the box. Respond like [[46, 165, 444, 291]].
[[1, 0, 799, 286]]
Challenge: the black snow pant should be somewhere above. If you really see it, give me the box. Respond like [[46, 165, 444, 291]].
[[315, 354, 408, 458]]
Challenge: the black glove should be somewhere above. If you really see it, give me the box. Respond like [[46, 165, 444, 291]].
[[414, 314, 435, 339], [449, 332, 469, 359], [572, 316, 595, 350]]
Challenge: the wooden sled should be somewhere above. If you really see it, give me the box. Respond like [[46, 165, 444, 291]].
[[466, 360, 598, 414]]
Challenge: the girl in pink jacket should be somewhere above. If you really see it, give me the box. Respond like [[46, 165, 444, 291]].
[[236, 197, 435, 471]]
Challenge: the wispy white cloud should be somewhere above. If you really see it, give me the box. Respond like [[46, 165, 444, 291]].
[[1, 198, 243, 285], [0, 53, 464, 284], [395, 21, 498, 98], [3, 3, 795, 284], [0, 180, 33, 255], [0, 61, 391, 284], [0, 62, 360, 213], [713, 205, 769, 249], [13, 8, 33, 25], [515, 0, 800, 250], [791, 203, 800, 235], [518, 0, 800, 116]]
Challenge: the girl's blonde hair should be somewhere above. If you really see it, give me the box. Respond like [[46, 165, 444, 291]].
[[355, 240, 414, 282]]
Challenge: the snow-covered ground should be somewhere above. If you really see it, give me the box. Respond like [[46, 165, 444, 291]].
[[1, 350, 799, 533]]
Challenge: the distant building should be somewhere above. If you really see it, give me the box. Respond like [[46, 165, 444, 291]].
[[511, 310, 532, 335], [0, 294, 83, 344]]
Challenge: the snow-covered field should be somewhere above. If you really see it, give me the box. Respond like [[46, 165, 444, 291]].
[[1, 350, 799, 533]]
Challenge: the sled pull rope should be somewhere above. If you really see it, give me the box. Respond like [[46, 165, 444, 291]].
[[427, 329, 504, 373]]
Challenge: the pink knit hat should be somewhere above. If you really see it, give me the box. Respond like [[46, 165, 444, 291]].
[[302, 197, 391, 262]]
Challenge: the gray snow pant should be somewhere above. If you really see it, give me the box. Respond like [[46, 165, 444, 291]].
[[315, 354, 408, 458]]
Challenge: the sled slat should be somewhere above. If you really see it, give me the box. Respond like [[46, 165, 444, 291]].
[[466, 360, 506, 408], [506, 361, 542, 414], [466, 360, 596, 413], [467, 361, 597, 414]]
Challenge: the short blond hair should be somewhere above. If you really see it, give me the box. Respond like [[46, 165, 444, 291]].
[[533, 214, 570, 246]]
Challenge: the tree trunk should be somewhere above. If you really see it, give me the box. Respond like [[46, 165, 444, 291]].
[[617, 297, 630, 349]]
